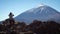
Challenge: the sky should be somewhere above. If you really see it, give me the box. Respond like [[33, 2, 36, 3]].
[[0, 0, 60, 21]]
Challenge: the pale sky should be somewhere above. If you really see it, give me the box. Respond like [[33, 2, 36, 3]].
[[0, 0, 60, 21]]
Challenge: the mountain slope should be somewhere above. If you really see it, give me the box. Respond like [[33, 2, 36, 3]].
[[15, 5, 60, 24]]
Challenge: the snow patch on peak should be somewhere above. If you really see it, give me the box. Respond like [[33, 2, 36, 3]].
[[38, 4, 45, 7], [37, 4, 48, 8], [40, 7, 45, 13], [27, 4, 46, 12]]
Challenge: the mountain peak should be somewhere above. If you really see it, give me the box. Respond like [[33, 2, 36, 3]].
[[27, 4, 48, 13], [27, 4, 50, 13], [38, 4, 46, 7], [37, 4, 49, 8]]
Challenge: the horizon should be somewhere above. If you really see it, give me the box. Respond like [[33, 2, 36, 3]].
[[0, 0, 60, 21]]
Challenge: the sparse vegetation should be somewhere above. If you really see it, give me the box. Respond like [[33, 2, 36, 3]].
[[0, 19, 60, 34]]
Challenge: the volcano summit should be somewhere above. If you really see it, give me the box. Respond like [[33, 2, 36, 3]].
[[15, 5, 60, 24]]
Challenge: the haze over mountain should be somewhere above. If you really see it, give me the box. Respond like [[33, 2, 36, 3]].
[[15, 5, 60, 24]]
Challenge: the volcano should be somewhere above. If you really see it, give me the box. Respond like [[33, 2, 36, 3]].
[[15, 5, 60, 24]]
